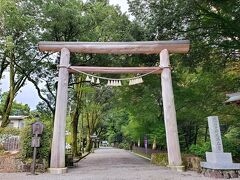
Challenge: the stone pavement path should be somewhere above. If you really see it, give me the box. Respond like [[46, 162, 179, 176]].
[[0, 147, 213, 180]]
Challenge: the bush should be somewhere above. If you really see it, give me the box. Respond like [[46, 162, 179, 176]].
[[118, 142, 129, 150], [19, 118, 52, 164], [189, 138, 240, 160], [0, 127, 20, 135], [222, 137, 240, 159], [151, 153, 168, 166], [189, 142, 211, 158]]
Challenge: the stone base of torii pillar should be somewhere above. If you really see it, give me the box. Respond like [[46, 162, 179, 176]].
[[201, 116, 240, 170], [48, 168, 68, 174]]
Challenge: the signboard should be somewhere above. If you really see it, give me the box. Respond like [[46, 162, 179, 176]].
[[32, 121, 44, 135], [30, 119, 44, 175], [31, 137, 41, 147]]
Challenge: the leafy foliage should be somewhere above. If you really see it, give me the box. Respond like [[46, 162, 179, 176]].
[[118, 142, 130, 150], [124, 0, 240, 157], [189, 142, 211, 158]]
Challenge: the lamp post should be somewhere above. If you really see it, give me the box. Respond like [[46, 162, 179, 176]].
[[96, 138, 100, 148], [30, 115, 44, 175]]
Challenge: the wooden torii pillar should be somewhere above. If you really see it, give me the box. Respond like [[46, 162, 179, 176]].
[[38, 40, 190, 174]]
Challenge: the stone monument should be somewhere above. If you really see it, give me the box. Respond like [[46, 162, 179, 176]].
[[201, 116, 240, 170]]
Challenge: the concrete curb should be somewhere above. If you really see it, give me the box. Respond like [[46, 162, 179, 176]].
[[130, 151, 151, 161], [73, 152, 91, 164]]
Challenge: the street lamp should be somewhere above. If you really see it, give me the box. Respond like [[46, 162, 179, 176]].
[[90, 133, 98, 153], [96, 137, 100, 148], [30, 115, 44, 175]]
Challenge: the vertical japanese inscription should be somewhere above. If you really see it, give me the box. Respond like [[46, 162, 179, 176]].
[[208, 116, 223, 153]]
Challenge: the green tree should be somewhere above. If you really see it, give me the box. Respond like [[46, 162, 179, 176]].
[[0, 0, 46, 127], [127, 0, 240, 153]]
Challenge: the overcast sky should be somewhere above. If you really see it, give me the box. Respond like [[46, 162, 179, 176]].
[[0, 0, 129, 110], [110, 0, 129, 12]]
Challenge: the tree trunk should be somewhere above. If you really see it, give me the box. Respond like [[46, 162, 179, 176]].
[[152, 136, 157, 150], [184, 125, 191, 149], [194, 125, 199, 144], [138, 138, 140, 147], [71, 76, 83, 156], [204, 124, 208, 142], [86, 113, 92, 152], [71, 108, 80, 156], [1, 61, 15, 128], [79, 114, 84, 154], [0, 92, 14, 127], [1, 54, 28, 128]]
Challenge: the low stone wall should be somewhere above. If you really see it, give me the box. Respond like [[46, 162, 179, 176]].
[[0, 152, 47, 173], [151, 153, 240, 178], [0, 153, 23, 172], [202, 168, 240, 179], [182, 155, 202, 172], [151, 153, 202, 172]]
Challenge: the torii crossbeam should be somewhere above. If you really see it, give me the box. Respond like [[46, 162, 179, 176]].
[[38, 40, 190, 174], [39, 40, 189, 54]]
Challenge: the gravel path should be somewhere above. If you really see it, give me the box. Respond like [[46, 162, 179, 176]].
[[0, 147, 213, 180]]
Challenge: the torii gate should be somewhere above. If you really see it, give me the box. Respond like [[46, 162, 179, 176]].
[[38, 40, 190, 174]]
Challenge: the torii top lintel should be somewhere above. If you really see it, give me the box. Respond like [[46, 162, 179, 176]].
[[38, 40, 190, 54]]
